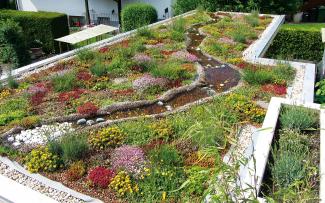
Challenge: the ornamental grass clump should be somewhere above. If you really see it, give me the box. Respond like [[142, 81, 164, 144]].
[[25, 147, 62, 173], [110, 171, 139, 196], [89, 127, 125, 150], [280, 105, 319, 132], [87, 166, 115, 188], [111, 145, 146, 177]]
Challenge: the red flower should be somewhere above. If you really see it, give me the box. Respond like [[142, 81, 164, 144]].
[[77, 71, 92, 81], [262, 84, 287, 95], [58, 89, 86, 103], [77, 102, 99, 115], [87, 167, 115, 188]]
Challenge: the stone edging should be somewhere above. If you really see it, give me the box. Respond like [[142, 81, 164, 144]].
[[242, 14, 316, 103], [238, 97, 324, 202]]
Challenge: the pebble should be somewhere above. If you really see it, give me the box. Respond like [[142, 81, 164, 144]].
[[166, 105, 173, 111], [157, 101, 164, 106], [7, 137, 14, 142], [76, 118, 87, 125], [221, 64, 226, 68], [96, 118, 105, 123], [86, 120, 95, 126]]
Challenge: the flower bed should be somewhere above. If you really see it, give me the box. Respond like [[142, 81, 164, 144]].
[[0, 11, 299, 202]]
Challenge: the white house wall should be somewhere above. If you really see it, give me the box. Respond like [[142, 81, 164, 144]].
[[122, 0, 174, 19], [17, 0, 118, 19]]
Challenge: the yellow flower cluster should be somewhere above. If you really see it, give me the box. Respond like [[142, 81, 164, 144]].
[[226, 57, 244, 65], [149, 120, 174, 139], [25, 147, 61, 173], [140, 167, 151, 180], [89, 127, 125, 150], [145, 39, 159, 45], [0, 89, 10, 100], [110, 171, 139, 196], [225, 94, 266, 123]]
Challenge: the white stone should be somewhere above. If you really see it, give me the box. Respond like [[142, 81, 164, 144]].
[[166, 105, 173, 111], [96, 118, 105, 123], [157, 101, 164, 106]]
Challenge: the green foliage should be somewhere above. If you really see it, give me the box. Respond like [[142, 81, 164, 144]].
[[25, 147, 62, 173], [136, 26, 154, 39], [272, 63, 296, 85], [0, 145, 19, 158], [151, 61, 191, 80], [0, 98, 28, 126], [90, 60, 108, 77], [315, 79, 325, 103], [60, 134, 89, 164], [76, 49, 96, 62], [266, 27, 324, 62], [245, 11, 260, 27], [0, 19, 30, 68], [121, 3, 158, 32], [243, 68, 274, 85], [226, 23, 257, 43], [149, 119, 174, 140], [183, 166, 210, 196], [89, 127, 125, 150], [280, 105, 319, 131], [173, 0, 200, 15], [51, 71, 77, 92], [7, 76, 19, 89], [107, 56, 133, 76], [271, 130, 309, 189], [0, 10, 69, 53]]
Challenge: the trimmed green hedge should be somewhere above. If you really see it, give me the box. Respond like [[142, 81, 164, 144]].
[[266, 27, 324, 62], [0, 10, 69, 54], [121, 3, 158, 32], [0, 19, 30, 68]]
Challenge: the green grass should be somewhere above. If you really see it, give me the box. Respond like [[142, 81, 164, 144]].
[[282, 23, 325, 32]]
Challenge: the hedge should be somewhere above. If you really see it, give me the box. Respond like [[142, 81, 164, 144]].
[[0, 10, 69, 54], [121, 3, 158, 32], [265, 27, 324, 62], [0, 19, 30, 68]]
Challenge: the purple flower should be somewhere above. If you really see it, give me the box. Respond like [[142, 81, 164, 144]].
[[133, 54, 152, 64], [111, 145, 146, 177], [171, 51, 198, 62], [133, 74, 169, 91]]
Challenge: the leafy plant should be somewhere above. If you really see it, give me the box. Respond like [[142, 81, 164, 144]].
[[76, 48, 96, 62], [87, 166, 115, 188], [52, 71, 77, 92], [315, 79, 325, 103], [89, 127, 125, 150], [90, 60, 108, 77], [25, 147, 62, 173], [243, 68, 274, 85], [280, 105, 319, 131]]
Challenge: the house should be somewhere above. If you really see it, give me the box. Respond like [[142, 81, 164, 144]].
[[15, 0, 174, 27]]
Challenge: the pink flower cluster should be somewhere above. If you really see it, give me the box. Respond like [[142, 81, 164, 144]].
[[171, 51, 198, 62], [133, 54, 152, 64], [133, 74, 168, 91], [27, 83, 49, 95], [111, 145, 146, 177]]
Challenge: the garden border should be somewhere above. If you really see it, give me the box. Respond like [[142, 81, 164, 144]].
[[238, 97, 325, 202]]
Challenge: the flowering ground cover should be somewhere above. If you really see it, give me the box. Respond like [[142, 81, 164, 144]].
[[0, 11, 297, 202]]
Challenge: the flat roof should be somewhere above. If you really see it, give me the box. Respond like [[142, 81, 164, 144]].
[[55, 24, 118, 44]]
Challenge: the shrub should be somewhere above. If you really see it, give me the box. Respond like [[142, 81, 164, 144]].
[[173, 0, 200, 15], [111, 145, 146, 177], [76, 49, 96, 62], [89, 127, 125, 150], [271, 130, 309, 188], [151, 61, 192, 80], [110, 171, 139, 196], [87, 166, 115, 188], [52, 72, 77, 92], [280, 105, 319, 131], [315, 79, 325, 103], [76, 102, 98, 115], [90, 60, 108, 77], [65, 161, 86, 181], [0, 19, 30, 68], [60, 134, 89, 163], [242, 68, 274, 85], [121, 3, 158, 32], [0, 10, 69, 53], [25, 147, 62, 173], [266, 28, 324, 62]]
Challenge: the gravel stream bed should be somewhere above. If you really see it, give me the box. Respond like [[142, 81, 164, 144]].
[[0, 161, 85, 203], [287, 65, 305, 101]]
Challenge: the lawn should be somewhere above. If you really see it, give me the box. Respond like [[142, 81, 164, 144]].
[[282, 23, 325, 32], [0, 11, 297, 202]]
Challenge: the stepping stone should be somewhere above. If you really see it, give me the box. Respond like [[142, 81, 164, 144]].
[[96, 118, 105, 123], [86, 120, 95, 126], [77, 119, 87, 125], [157, 101, 164, 106]]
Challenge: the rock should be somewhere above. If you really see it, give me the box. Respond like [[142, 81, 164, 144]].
[[196, 47, 201, 51], [157, 101, 164, 106], [77, 119, 87, 125], [221, 64, 226, 68], [86, 120, 95, 126], [207, 89, 217, 96], [166, 105, 173, 111], [7, 136, 14, 142], [96, 118, 105, 123]]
